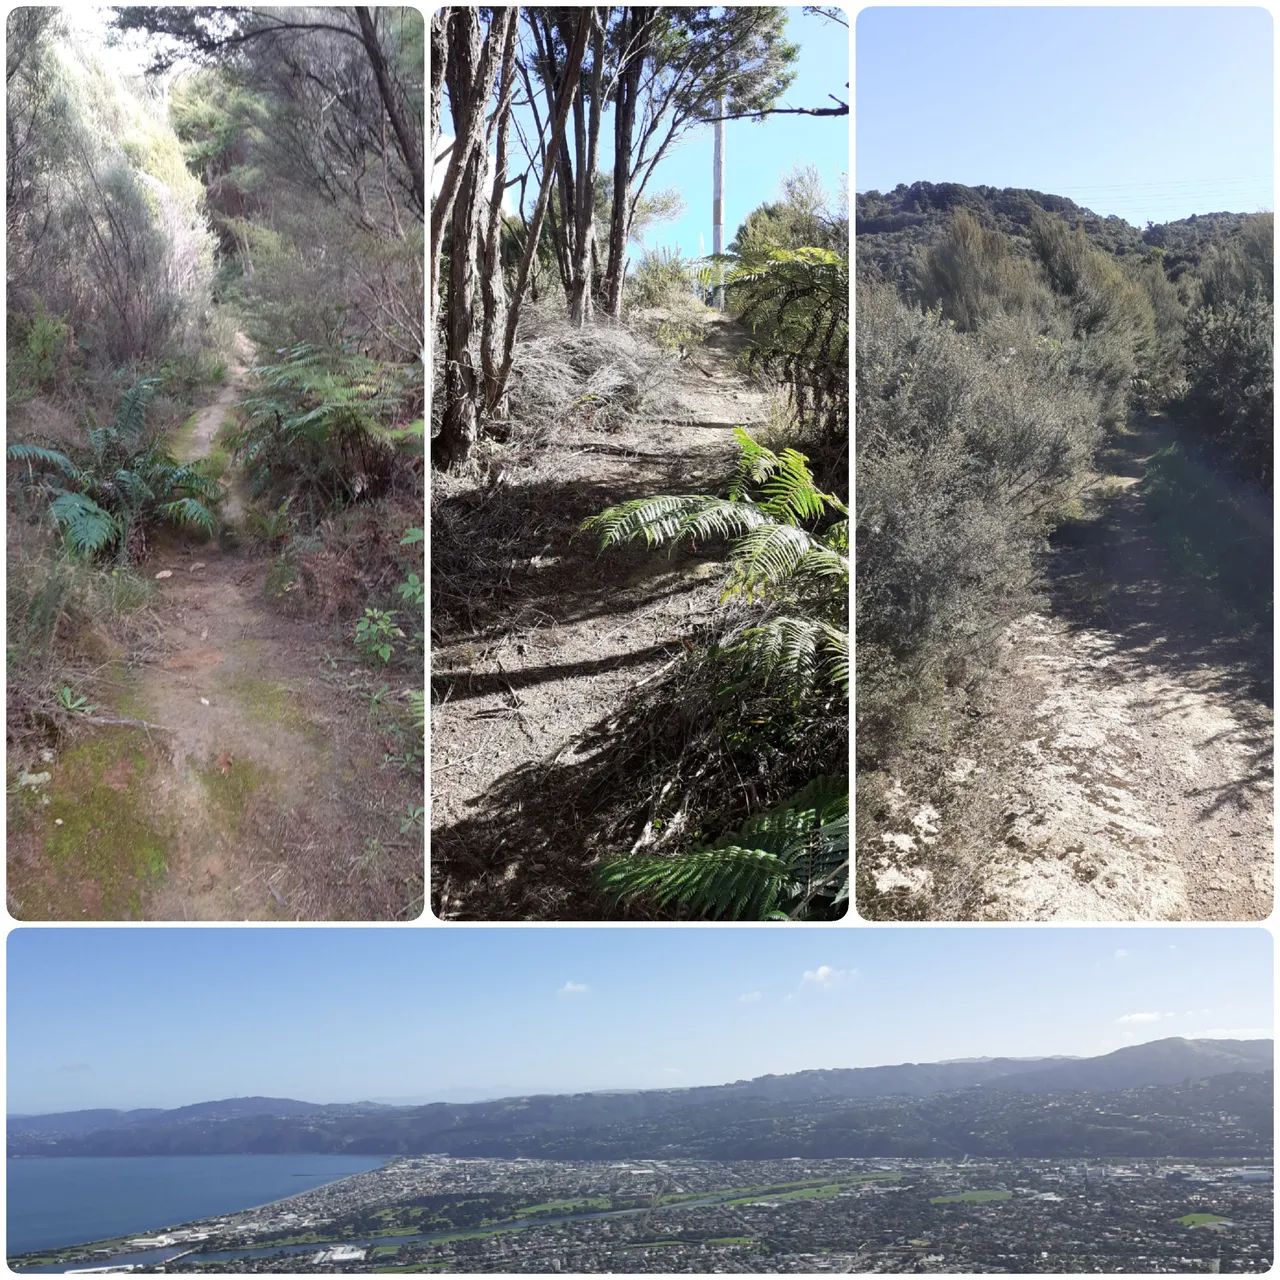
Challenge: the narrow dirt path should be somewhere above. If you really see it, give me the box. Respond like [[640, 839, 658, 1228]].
[[431, 315, 769, 919], [7, 345, 424, 921], [971, 420, 1272, 921]]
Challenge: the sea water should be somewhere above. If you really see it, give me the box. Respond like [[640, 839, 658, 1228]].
[[6, 1154, 386, 1257]]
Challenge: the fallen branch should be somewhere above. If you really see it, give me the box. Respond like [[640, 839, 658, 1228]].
[[82, 715, 174, 732]]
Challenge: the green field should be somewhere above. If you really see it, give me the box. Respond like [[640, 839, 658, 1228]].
[[724, 1174, 898, 1206], [519, 1197, 612, 1214], [707, 1236, 755, 1245], [1176, 1213, 1231, 1227], [931, 1190, 1013, 1205]]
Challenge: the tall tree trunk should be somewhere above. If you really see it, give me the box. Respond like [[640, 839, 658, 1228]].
[[480, 14, 519, 419], [569, 10, 604, 327], [428, 7, 511, 329], [604, 8, 654, 318], [437, 152, 484, 470], [492, 10, 591, 405], [529, 12, 576, 299], [354, 7, 424, 221], [434, 12, 491, 470]]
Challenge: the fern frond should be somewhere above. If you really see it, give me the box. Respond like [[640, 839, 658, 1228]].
[[723, 524, 826, 596], [583, 495, 772, 551], [597, 846, 792, 920], [157, 498, 216, 535], [113, 379, 159, 444], [6, 444, 82, 481], [597, 776, 849, 921], [112, 469, 155, 507], [51, 492, 119, 553], [406, 689, 425, 734]]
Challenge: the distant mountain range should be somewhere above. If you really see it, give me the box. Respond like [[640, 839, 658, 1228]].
[[9, 1038, 1271, 1161]]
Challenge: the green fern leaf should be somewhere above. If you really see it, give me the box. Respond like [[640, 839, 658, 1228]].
[[157, 498, 215, 535], [51, 492, 119, 553], [6, 443, 81, 480]]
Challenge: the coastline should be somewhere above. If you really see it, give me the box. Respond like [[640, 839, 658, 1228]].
[[7, 1155, 394, 1267]]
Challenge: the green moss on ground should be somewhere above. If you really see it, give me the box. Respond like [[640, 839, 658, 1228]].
[[23, 729, 171, 918], [226, 673, 326, 746], [194, 754, 266, 834]]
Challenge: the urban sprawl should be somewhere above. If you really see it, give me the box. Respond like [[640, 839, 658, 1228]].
[[11, 1155, 1273, 1274]]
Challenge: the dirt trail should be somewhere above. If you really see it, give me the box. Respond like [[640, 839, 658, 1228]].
[[972, 420, 1272, 921], [8, 349, 423, 921], [431, 314, 769, 919]]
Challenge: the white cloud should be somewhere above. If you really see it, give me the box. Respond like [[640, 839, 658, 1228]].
[[739, 991, 762, 1004], [1115, 1012, 1173, 1024], [801, 965, 850, 987], [558, 981, 589, 996], [1114, 949, 1129, 960], [663, 1067, 682, 1076]]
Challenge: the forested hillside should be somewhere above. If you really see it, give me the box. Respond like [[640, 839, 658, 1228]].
[[6, 7, 424, 921], [430, 6, 849, 922], [856, 182, 1273, 921], [11, 1040, 1271, 1161]]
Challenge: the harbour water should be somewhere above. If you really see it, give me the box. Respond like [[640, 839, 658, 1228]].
[[6, 1154, 387, 1258]]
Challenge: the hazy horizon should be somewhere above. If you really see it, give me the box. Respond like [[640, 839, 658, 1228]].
[[7, 1029, 1275, 1120], [8, 928, 1272, 1115]]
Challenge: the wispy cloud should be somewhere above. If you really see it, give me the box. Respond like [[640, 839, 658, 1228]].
[[801, 965, 852, 988], [663, 1067, 682, 1076], [1114, 949, 1129, 960], [558, 981, 589, 996], [1115, 1012, 1173, 1024], [60, 1063, 91, 1073], [738, 991, 762, 1004]]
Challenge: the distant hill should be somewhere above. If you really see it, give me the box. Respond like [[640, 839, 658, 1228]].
[[856, 180, 1254, 286], [9, 1038, 1270, 1161], [991, 1038, 1275, 1094]]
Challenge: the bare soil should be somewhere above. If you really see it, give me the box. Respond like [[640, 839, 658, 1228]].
[[430, 314, 769, 920], [866, 418, 1273, 922], [7, 353, 424, 921]]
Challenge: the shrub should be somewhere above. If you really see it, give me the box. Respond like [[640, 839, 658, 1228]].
[[855, 286, 1101, 762], [913, 208, 1053, 333], [232, 344, 421, 525], [627, 246, 697, 310], [1178, 295, 1274, 490]]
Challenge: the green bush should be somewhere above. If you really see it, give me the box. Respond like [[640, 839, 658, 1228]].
[[232, 344, 421, 525], [7, 379, 219, 557], [1178, 295, 1274, 490], [855, 285, 1101, 762], [627, 247, 697, 310]]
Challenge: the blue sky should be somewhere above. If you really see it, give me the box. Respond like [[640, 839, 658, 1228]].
[[856, 7, 1273, 226], [622, 7, 850, 257], [7, 928, 1271, 1114], [436, 8, 850, 263]]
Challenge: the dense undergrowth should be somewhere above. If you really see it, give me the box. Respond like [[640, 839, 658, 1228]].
[[855, 189, 1274, 919], [7, 8, 425, 919]]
